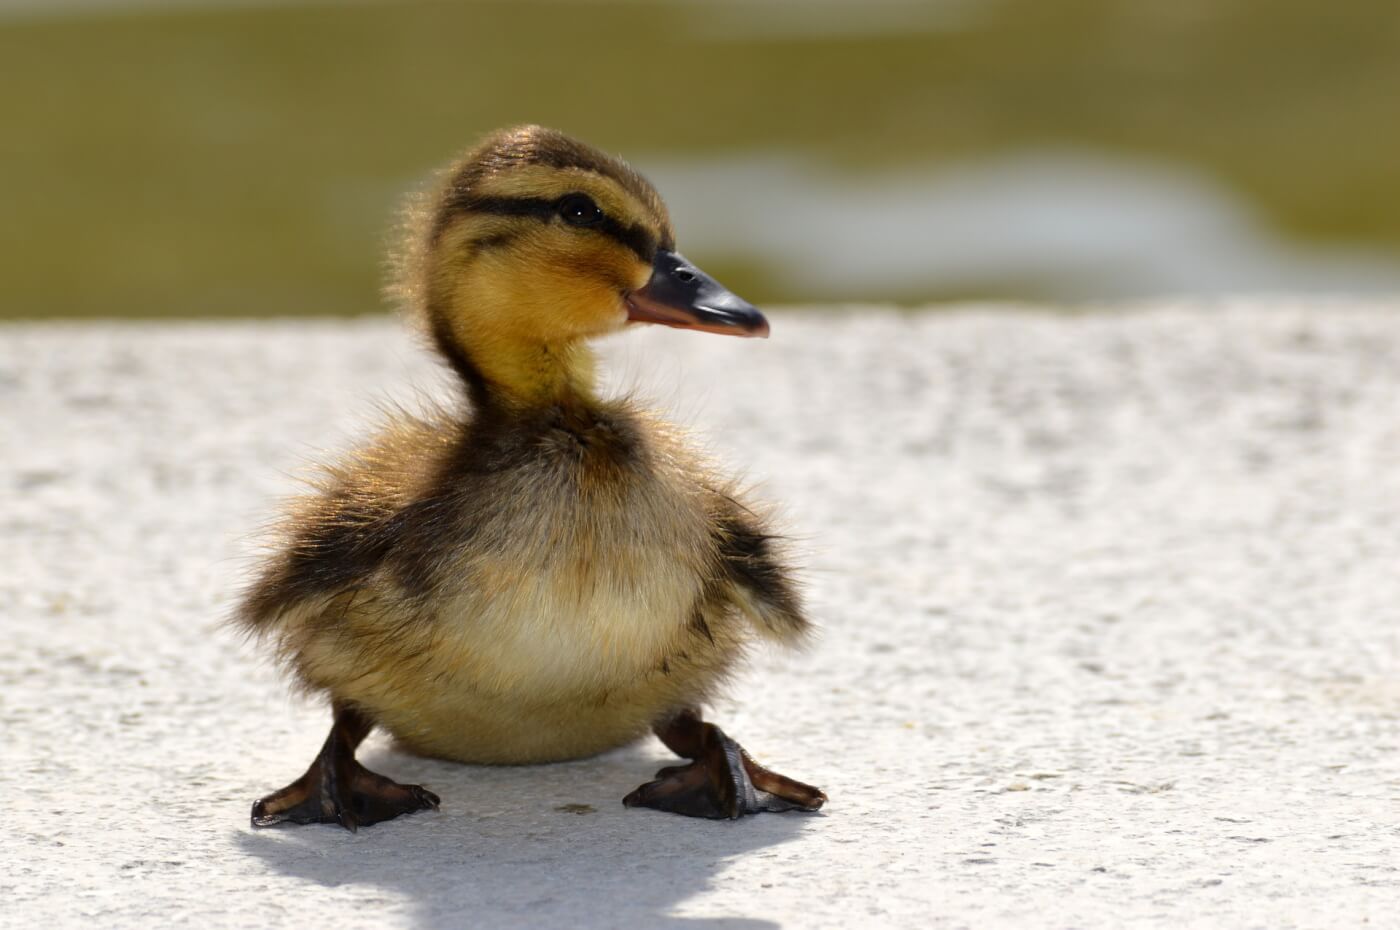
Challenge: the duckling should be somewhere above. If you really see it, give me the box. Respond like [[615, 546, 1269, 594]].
[[239, 125, 825, 828]]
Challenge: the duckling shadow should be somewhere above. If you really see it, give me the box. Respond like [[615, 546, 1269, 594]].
[[236, 742, 813, 929]]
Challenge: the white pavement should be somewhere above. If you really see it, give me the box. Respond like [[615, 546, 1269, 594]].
[[5, 304, 1400, 929]]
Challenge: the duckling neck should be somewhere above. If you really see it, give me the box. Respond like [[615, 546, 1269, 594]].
[[466, 333, 600, 412]]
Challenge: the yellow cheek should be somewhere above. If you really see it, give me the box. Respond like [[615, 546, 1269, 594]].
[[547, 278, 616, 329], [546, 241, 647, 331], [449, 226, 653, 342]]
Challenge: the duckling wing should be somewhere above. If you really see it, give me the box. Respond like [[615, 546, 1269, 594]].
[[710, 495, 809, 645], [236, 412, 464, 641]]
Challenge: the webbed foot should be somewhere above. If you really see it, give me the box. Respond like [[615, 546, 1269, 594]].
[[250, 704, 439, 831], [623, 711, 825, 819], [251, 759, 439, 831]]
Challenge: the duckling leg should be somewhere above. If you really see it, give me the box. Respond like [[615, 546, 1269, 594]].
[[250, 703, 439, 832], [622, 709, 826, 819]]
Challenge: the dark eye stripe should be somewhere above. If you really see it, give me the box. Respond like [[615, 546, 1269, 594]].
[[446, 194, 657, 263], [595, 215, 657, 264], [458, 196, 556, 220]]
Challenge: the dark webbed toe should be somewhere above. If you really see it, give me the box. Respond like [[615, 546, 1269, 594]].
[[251, 769, 330, 828], [251, 760, 438, 831], [624, 758, 735, 819], [345, 767, 440, 827], [250, 705, 439, 832], [741, 754, 827, 813], [624, 712, 825, 820]]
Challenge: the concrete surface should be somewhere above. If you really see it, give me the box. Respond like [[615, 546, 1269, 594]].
[[5, 304, 1400, 929]]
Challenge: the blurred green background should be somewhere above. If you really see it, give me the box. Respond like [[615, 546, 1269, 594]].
[[2, 0, 1398, 318]]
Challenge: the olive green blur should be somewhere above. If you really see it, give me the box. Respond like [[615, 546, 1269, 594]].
[[1, 0, 1397, 317]]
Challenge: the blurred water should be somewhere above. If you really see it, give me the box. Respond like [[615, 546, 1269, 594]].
[[648, 150, 1400, 301], [0, 0, 977, 21], [0, 0, 376, 14], [679, 0, 989, 39], [1, 0, 1397, 316]]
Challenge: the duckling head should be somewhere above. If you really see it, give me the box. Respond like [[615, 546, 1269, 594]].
[[396, 125, 767, 409]]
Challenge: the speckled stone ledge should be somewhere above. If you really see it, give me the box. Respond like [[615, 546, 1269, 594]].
[[6, 303, 1400, 929]]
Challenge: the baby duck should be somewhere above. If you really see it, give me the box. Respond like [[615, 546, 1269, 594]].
[[239, 125, 825, 828]]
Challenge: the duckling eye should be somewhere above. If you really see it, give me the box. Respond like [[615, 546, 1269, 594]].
[[557, 194, 605, 228]]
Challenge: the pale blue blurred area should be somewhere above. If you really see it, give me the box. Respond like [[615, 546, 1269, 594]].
[[646, 151, 1400, 302]]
